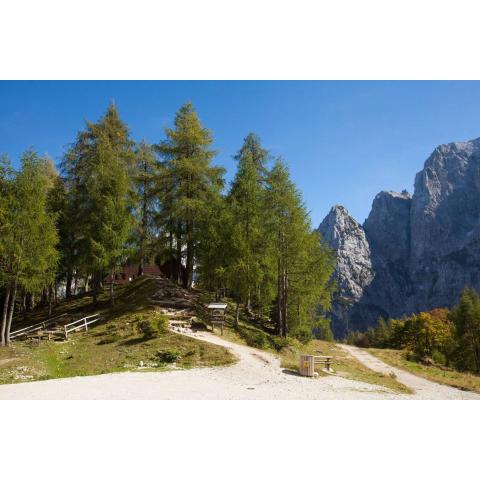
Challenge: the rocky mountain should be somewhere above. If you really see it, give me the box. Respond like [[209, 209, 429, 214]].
[[319, 137, 480, 338]]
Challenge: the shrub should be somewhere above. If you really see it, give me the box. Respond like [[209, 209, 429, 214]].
[[156, 349, 181, 363], [97, 334, 121, 345], [244, 330, 269, 349], [269, 335, 291, 352], [431, 350, 447, 366], [137, 319, 158, 339], [291, 324, 313, 344], [156, 314, 169, 334]]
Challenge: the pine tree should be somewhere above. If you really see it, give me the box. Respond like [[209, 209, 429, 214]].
[[156, 103, 224, 289], [133, 141, 158, 276], [0, 151, 59, 345], [61, 104, 135, 304], [264, 159, 334, 338], [450, 287, 480, 372], [227, 134, 270, 315]]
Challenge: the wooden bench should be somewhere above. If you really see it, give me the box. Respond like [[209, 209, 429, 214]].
[[314, 355, 333, 372]]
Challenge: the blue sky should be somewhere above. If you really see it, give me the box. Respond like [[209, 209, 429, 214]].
[[1, 81, 480, 226]]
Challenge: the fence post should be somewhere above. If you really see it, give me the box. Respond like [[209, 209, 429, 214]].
[[64, 326, 68, 340], [84, 317, 88, 331]]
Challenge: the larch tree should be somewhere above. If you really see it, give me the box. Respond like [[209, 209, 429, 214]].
[[264, 159, 334, 338], [156, 103, 224, 290], [133, 141, 158, 276], [61, 104, 135, 304], [0, 151, 59, 345], [227, 134, 270, 317]]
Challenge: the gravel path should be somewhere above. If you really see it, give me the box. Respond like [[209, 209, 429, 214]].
[[339, 344, 480, 400], [1, 333, 478, 399]]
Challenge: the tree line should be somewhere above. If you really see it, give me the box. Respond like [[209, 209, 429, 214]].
[[0, 103, 335, 346], [347, 287, 480, 373]]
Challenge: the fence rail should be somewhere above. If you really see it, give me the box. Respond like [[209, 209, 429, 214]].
[[64, 314, 102, 338], [10, 314, 68, 340]]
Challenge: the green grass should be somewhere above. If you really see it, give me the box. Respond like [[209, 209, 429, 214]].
[[369, 348, 480, 394], [0, 277, 235, 385]]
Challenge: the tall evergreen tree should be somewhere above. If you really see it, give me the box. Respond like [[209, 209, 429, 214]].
[[61, 104, 135, 303], [133, 141, 158, 276], [0, 151, 59, 345], [227, 134, 270, 314], [450, 287, 480, 372], [265, 159, 334, 337], [156, 103, 224, 289]]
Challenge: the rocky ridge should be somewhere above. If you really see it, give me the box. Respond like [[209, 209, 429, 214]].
[[319, 137, 480, 337]]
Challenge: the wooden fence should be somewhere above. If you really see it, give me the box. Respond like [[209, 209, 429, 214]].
[[10, 314, 68, 340], [63, 314, 102, 339]]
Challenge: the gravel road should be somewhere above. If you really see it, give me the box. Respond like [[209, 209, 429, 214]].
[[1, 333, 478, 399]]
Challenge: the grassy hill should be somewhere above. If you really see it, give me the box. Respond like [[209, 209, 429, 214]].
[[0, 277, 234, 384]]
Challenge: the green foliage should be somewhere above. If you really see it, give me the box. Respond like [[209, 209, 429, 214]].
[[243, 329, 270, 349], [268, 335, 291, 351], [155, 349, 181, 363], [352, 290, 480, 375], [449, 287, 480, 372], [1, 151, 59, 344], [61, 104, 135, 301], [137, 319, 158, 339], [135, 311, 169, 338], [156, 103, 224, 289]]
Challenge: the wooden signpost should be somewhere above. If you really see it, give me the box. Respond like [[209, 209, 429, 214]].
[[207, 303, 227, 335]]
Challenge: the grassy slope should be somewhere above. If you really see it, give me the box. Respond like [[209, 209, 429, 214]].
[[0, 277, 234, 385], [369, 348, 480, 394], [197, 294, 412, 394]]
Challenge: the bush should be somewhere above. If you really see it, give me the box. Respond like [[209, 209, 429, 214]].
[[431, 350, 447, 366], [156, 314, 169, 334], [97, 334, 121, 345], [269, 335, 291, 352], [137, 319, 158, 339], [244, 330, 269, 349], [291, 325, 313, 344], [136, 312, 169, 338], [156, 349, 181, 363]]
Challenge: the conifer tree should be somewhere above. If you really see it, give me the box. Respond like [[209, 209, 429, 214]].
[[264, 159, 334, 337], [0, 151, 58, 345], [133, 141, 158, 275], [156, 103, 224, 289], [61, 104, 135, 303], [227, 134, 270, 314]]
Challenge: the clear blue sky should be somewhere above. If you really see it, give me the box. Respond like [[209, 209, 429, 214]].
[[1, 81, 480, 226]]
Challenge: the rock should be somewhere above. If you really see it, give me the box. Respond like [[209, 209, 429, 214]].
[[318, 205, 374, 337], [318, 137, 480, 336]]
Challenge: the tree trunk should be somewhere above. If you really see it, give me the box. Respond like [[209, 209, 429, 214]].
[[176, 228, 182, 285], [5, 279, 18, 345], [48, 284, 53, 318], [1, 288, 11, 347], [185, 239, 194, 290], [277, 258, 283, 336], [66, 271, 73, 298], [110, 271, 115, 305], [234, 301, 240, 329]]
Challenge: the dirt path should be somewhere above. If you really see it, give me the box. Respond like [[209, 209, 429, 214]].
[[1, 333, 478, 399], [339, 344, 480, 400]]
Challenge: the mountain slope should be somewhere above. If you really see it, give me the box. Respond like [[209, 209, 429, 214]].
[[319, 137, 480, 336]]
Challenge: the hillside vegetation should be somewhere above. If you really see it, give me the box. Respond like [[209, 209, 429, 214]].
[[0, 277, 234, 384]]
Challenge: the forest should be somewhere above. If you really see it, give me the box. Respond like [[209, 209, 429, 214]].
[[347, 288, 480, 375], [0, 103, 335, 346]]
